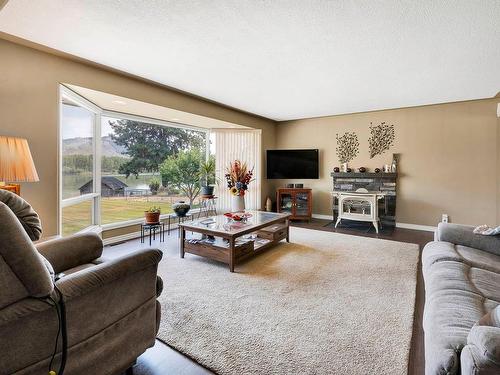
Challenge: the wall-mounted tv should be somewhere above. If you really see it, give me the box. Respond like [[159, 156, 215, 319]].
[[267, 149, 319, 179]]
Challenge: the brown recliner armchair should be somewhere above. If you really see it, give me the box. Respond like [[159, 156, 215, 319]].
[[0, 190, 163, 375]]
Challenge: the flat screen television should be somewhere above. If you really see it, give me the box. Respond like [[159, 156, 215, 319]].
[[267, 149, 319, 179]]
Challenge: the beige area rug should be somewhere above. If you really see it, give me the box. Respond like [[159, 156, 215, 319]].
[[157, 227, 419, 375]]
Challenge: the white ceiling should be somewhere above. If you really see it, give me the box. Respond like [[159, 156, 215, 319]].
[[1, 0, 499, 121]]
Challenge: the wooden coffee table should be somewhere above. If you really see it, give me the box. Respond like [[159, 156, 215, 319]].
[[179, 211, 290, 272]]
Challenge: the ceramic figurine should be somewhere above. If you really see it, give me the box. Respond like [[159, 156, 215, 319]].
[[391, 153, 398, 173]]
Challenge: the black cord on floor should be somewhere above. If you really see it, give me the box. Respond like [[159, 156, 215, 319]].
[[47, 295, 61, 373], [41, 285, 67, 375], [54, 285, 67, 375]]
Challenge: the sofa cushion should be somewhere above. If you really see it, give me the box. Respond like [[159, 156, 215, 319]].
[[425, 259, 500, 303], [422, 241, 463, 276], [456, 245, 500, 274]]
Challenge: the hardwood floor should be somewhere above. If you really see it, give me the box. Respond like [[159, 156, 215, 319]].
[[109, 218, 433, 375]]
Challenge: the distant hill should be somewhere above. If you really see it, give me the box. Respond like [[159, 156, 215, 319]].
[[63, 136, 128, 157]]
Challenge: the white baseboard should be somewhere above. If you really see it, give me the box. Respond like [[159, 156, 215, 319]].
[[395, 222, 436, 232], [311, 214, 333, 220], [103, 231, 142, 246], [311, 213, 436, 232]]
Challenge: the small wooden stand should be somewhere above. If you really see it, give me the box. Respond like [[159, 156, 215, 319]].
[[276, 188, 312, 221]]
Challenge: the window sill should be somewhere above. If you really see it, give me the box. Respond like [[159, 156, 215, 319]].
[[101, 208, 203, 231], [76, 225, 103, 236]]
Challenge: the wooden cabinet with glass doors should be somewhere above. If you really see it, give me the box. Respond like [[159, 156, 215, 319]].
[[276, 188, 312, 221]]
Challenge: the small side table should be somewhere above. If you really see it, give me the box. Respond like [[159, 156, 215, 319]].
[[198, 196, 217, 218], [166, 213, 194, 236], [141, 222, 165, 246]]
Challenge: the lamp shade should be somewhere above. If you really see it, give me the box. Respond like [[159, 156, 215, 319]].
[[0, 136, 39, 182]]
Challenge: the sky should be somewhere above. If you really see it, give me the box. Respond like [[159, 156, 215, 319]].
[[62, 104, 115, 139], [61, 103, 215, 154]]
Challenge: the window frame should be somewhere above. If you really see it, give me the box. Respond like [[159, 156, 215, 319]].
[[58, 85, 210, 235], [59, 86, 102, 236]]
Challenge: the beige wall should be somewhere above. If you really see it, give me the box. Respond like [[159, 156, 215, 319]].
[[276, 100, 500, 227], [497, 109, 500, 224], [0, 37, 276, 236]]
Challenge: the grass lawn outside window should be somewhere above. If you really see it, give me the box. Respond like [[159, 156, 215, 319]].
[[62, 195, 200, 236]]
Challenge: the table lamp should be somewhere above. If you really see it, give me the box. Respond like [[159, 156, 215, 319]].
[[0, 136, 39, 195]]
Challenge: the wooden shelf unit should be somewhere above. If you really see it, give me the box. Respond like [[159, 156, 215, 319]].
[[276, 188, 312, 221]]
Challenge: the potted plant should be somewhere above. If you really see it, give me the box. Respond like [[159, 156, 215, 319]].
[[149, 177, 161, 195], [144, 206, 161, 224], [199, 157, 216, 197], [172, 201, 191, 217], [225, 160, 254, 212]]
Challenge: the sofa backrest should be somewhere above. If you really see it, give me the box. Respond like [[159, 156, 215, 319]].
[[0, 202, 53, 307], [437, 222, 500, 257]]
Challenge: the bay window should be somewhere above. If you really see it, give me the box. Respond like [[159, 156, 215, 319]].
[[59, 86, 209, 236]]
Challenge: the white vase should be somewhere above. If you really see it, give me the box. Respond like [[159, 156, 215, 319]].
[[265, 196, 272, 212], [231, 195, 245, 212]]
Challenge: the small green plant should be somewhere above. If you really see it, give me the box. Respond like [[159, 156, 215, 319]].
[[149, 177, 161, 195], [199, 156, 216, 186], [145, 206, 161, 213]]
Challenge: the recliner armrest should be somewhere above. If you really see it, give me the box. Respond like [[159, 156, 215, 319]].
[[35, 233, 103, 273], [55, 248, 162, 300], [436, 222, 500, 256]]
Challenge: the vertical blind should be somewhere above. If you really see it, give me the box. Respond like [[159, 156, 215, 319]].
[[213, 129, 262, 211]]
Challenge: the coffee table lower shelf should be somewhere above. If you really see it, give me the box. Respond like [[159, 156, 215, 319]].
[[183, 234, 284, 264], [180, 226, 288, 272]]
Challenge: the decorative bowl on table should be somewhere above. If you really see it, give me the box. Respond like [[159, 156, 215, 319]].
[[224, 212, 252, 222]]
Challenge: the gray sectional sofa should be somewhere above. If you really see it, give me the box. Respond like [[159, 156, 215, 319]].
[[422, 222, 500, 374]]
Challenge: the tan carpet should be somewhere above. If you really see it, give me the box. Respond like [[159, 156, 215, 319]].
[[157, 227, 419, 375]]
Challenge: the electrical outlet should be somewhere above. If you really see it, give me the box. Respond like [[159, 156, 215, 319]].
[[442, 214, 449, 223]]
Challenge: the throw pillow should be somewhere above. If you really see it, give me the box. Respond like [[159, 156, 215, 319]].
[[473, 224, 500, 236]]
